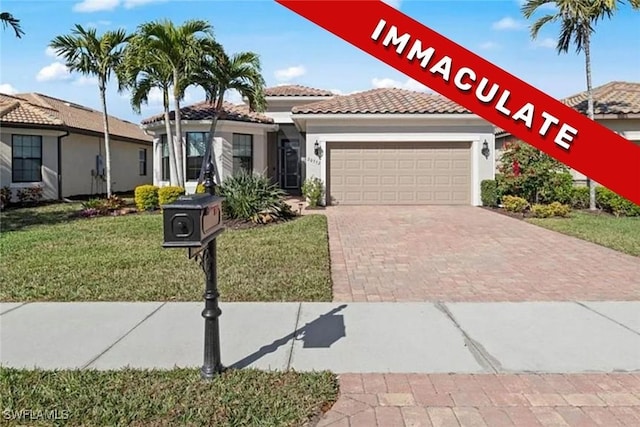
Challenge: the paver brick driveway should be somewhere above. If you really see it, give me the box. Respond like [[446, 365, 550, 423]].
[[326, 206, 640, 302]]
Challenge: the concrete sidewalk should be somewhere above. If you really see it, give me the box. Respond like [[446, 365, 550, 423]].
[[1, 301, 639, 373]]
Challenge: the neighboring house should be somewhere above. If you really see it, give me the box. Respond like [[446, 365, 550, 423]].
[[142, 85, 495, 206], [0, 93, 153, 200], [495, 81, 640, 185]]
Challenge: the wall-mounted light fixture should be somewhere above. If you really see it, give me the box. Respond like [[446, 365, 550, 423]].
[[314, 140, 324, 159], [481, 140, 491, 159]]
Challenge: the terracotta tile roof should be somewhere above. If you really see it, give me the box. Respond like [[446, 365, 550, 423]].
[[264, 85, 335, 97], [292, 88, 471, 114], [495, 81, 640, 136], [561, 81, 640, 115], [0, 94, 63, 126], [0, 93, 151, 142], [140, 101, 273, 125]]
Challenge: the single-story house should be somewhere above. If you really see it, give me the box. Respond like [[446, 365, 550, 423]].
[[495, 81, 640, 184], [142, 85, 496, 206], [0, 92, 153, 200]]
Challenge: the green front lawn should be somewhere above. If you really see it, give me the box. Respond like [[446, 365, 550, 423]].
[[0, 204, 332, 302], [0, 368, 337, 426], [527, 211, 640, 256]]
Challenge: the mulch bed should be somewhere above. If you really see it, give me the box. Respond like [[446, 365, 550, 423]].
[[482, 206, 610, 220], [481, 206, 530, 219]]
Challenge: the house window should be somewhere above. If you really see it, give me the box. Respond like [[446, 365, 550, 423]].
[[160, 134, 170, 181], [139, 148, 147, 176], [232, 133, 253, 174], [12, 135, 42, 183], [186, 132, 209, 181]]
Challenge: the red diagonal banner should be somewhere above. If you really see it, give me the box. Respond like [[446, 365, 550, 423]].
[[276, 0, 640, 205]]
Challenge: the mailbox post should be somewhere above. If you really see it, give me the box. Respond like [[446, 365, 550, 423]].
[[162, 161, 225, 379]]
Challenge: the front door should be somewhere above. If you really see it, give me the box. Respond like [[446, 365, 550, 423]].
[[279, 138, 300, 190]]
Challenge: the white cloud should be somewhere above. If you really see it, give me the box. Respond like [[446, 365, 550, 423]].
[[73, 76, 99, 86], [329, 89, 359, 96], [123, 0, 167, 8], [72, 0, 120, 12], [372, 77, 429, 92], [45, 46, 62, 59], [479, 41, 500, 50], [382, 0, 402, 9], [492, 17, 526, 31], [274, 65, 306, 82], [224, 90, 243, 105], [0, 83, 18, 95], [36, 62, 71, 82], [85, 20, 112, 28], [533, 37, 556, 49]]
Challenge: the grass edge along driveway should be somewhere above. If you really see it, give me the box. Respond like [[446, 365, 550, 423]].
[[0, 203, 332, 302], [527, 211, 640, 257]]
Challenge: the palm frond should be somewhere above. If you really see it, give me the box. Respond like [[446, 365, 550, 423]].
[[0, 12, 24, 38]]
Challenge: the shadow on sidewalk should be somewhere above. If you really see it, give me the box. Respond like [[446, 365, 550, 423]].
[[230, 304, 348, 369]]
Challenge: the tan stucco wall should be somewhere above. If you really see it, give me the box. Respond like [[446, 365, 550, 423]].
[[148, 120, 274, 194], [61, 133, 152, 197], [0, 127, 62, 200], [302, 117, 495, 206]]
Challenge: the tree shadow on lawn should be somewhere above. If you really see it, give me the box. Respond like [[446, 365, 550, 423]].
[[0, 203, 83, 233]]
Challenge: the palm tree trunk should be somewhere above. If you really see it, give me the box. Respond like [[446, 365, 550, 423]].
[[99, 82, 112, 198], [163, 87, 179, 187], [584, 32, 597, 211], [197, 89, 225, 185], [173, 70, 185, 187]]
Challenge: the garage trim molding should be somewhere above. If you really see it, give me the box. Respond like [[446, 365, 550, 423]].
[[312, 132, 488, 206]]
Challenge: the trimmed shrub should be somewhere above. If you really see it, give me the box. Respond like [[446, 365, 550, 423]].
[[538, 172, 574, 204], [302, 177, 325, 208], [195, 184, 206, 194], [571, 186, 590, 209], [158, 186, 185, 206], [16, 186, 44, 204], [502, 195, 529, 213], [0, 186, 11, 209], [134, 185, 159, 211], [596, 187, 640, 217], [531, 202, 571, 218], [218, 171, 294, 224], [480, 179, 498, 207]]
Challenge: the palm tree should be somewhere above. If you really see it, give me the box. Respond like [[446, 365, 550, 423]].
[[192, 46, 267, 185], [1, 12, 24, 38], [136, 19, 214, 188], [522, 0, 640, 210], [50, 25, 130, 197], [119, 35, 181, 187]]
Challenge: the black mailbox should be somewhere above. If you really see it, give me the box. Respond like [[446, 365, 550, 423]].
[[162, 194, 224, 249]]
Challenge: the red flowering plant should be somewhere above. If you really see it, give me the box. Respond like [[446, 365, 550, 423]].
[[498, 140, 570, 204]]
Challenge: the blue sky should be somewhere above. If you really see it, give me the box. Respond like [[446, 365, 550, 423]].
[[1, 0, 638, 123]]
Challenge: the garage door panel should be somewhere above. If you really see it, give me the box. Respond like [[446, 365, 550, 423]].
[[329, 141, 471, 205]]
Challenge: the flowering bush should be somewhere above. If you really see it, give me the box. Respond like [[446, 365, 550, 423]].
[[498, 141, 571, 204]]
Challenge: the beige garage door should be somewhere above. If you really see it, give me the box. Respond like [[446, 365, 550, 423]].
[[328, 141, 472, 205]]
